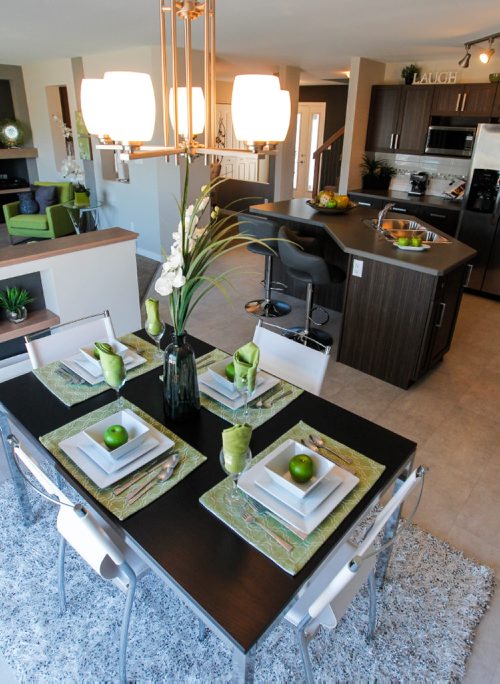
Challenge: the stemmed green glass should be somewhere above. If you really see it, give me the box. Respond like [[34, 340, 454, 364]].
[[100, 353, 127, 408], [145, 319, 166, 360]]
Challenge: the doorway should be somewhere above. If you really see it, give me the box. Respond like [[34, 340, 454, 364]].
[[293, 102, 326, 199]]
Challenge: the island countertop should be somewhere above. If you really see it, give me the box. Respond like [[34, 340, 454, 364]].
[[250, 199, 475, 277]]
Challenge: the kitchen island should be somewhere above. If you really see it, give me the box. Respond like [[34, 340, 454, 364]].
[[250, 199, 476, 389]]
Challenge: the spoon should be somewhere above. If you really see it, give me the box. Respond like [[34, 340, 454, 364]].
[[250, 389, 292, 409], [308, 434, 353, 465], [301, 438, 354, 470], [126, 452, 180, 503]]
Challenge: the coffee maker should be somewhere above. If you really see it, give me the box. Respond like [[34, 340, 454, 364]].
[[408, 172, 428, 196]]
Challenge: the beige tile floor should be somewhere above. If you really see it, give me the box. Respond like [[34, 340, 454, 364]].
[[1, 247, 498, 681], [148, 248, 500, 683]]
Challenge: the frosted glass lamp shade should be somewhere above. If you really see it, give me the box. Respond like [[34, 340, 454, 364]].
[[103, 72, 156, 144], [169, 87, 205, 137], [231, 74, 291, 143], [81, 79, 111, 137]]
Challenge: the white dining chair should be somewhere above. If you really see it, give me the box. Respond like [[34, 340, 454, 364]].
[[252, 319, 331, 395], [9, 434, 149, 684], [282, 466, 426, 684], [24, 310, 116, 369]]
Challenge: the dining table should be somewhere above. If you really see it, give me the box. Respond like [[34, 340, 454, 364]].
[[0, 327, 416, 682]]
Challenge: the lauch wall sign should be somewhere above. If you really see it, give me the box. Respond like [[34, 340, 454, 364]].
[[413, 71, 459, 85]]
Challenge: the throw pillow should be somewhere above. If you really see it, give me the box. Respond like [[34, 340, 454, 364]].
[[33, 185, 58, 214], [18, 191, 39, 215]]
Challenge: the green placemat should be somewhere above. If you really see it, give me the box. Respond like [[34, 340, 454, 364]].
[[39, 398, 206, 521], [33, 334, 162, 407], [196, 349, 303, 428], [200, 421, 386, 575]]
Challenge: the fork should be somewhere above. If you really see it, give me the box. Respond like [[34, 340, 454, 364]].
[[242, 511, 293, 551], [56, 367, 87, 385]]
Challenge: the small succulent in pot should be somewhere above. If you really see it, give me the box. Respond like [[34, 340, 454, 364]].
[[401, 64, 419, 84], [0, 286, 34, 324]]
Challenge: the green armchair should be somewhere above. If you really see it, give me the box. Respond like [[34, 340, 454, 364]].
[[3, 182, 75, 240]]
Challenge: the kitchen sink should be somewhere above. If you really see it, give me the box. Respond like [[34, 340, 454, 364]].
[[362, 218, 451, 243]]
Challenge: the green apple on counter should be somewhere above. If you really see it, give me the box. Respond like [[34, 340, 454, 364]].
[[411, 237, 423, 247], [289, 453, 314, 483], [397, 237, 411, 247], [103, 424, 129, 450]]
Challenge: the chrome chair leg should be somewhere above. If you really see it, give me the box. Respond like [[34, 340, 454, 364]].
[[286, 283, 333, 349], [245, 255, 291, 318], [296, 622, 315, 684], [119, 563, 136, 684], [198, 619, 208, 641], [367, 570, 377, 639], [57, 535, 67, 616]]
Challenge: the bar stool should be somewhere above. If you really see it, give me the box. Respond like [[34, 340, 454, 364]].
[[278, 226, 345, 347], [239, 217, 291, 318]]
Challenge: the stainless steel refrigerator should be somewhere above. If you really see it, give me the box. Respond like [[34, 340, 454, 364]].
[[457, 124, 500, 296]]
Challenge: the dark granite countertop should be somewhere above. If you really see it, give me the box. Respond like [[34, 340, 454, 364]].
[[348, 188, 463, 212], [250, 199, 476, 277]]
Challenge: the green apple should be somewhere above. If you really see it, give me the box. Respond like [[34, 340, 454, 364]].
[[326, 199, 337, 209], [103, 424, 129, 450], [225, 361, 235, 381], [289, 454, 314, 483], [411, 237, 423, 247], [397, 237, 411, 247]]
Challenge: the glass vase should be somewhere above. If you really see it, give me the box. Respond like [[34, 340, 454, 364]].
[[163, 332, 200, 421]]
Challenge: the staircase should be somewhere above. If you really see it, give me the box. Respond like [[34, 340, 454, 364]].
[[311, 127, 344, 198]]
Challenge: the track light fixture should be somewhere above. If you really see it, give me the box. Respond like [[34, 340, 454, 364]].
[[458, 32, 499, 68]]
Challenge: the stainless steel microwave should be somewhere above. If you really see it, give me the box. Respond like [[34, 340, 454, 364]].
[[425, 125, 476, 157]]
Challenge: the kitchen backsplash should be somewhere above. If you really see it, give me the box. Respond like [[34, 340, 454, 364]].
[[374, 153, 470, 197]]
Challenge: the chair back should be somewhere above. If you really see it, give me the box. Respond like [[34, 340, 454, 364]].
[[253, 320, 330, 395], [278, 226, 330, 285], [25, 310, 115, 369], [308, 467, 426, 628], [13, 443, 126, 580]]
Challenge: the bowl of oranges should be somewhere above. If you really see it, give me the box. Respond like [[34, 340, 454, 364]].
[[307, 190, 357, 215]]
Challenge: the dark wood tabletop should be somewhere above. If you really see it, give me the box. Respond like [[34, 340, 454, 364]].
[[0, 329, 416, 653]]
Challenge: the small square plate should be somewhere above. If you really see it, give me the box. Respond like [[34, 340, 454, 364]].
[[264, 439, 334, 499], [80, 338, 128, 369], [207, 358, 236, 393], [83, 409, 149, 460]]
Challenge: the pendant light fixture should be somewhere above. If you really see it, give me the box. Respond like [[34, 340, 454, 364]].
[[458, 32, 500, 68], [479, 39, 495, 64], [81, 0, 291, 162]]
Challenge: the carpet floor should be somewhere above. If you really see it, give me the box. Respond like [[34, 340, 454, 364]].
[[0, 481, 494, 683]]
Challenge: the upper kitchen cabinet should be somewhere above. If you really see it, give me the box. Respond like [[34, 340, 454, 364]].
[[365, 85, 433, 154], [431, 83, 496, 116]]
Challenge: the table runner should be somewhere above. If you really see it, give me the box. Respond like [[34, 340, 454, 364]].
[[39, 398, 206, 521], [195, 350, 303, 429], [200, 421, 386, 575], [33, 334, 162, 407]]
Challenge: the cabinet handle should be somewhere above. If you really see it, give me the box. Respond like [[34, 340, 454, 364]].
[[394, 133, 399, 149], [393, 207, 407, 213], [430, 213, 446, 219], [461, 92, 467, 112], [456, 93, 461, 111], [464, 264, 474, 287], [358, 201, 372, 207], [435, 302, 447, 328], [390, 133, 394, 149]]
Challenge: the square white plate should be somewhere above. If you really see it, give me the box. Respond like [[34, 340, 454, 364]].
[[83, 408, 150, 460], [207, 357, 236, 393], [79, 338, 129, 370], [238, 446, 359, 536], [61, 348, 146, 385], [198, 370, 279, 410], [58, 413, 175, 488], [264, 439, 334, 499], [202, 364, 265, 400], [79, 433, 160, 475]]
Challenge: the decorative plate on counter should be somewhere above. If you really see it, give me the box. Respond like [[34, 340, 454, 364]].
[[306, 200, 357, 215]]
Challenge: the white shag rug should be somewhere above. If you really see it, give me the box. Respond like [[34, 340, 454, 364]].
[[0, 481, 494, 683]]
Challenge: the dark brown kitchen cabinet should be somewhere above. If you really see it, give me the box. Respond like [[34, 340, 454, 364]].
[[431, 83, 496, 116], [365, 85, 433, 154], [347, 193, 384, 210], [417, 206, 459, 237], [492, 84, 500, 117], [338, 257, 468, 388]]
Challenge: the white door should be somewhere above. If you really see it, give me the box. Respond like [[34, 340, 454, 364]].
[[293, 103, 326, 198]]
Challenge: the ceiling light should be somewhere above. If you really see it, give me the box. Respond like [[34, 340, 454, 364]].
[[479, 39, 495, 64], [81, 0, 291, 162], [458, 46, 471, 68], [458, 32, 500, 69]]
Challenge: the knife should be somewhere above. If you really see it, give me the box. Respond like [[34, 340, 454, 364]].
[[126, 452, 180, 503], [113, 451, 178, 496]]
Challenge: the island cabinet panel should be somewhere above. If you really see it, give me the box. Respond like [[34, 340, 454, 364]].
[[338, 258, 467, 388]]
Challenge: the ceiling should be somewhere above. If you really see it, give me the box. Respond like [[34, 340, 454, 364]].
[[1, 0, 500, 83]]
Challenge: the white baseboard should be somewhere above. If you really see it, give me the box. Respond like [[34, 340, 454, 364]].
[[136, 246, 162, 262]]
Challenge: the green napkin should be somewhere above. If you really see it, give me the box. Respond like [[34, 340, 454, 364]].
[[233, 341, 260, 393], [145, 297, 162, 336], [222, 423, 252, 474], [99, 349, 126, 389]]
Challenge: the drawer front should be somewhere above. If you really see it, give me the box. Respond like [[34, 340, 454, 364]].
[[418, 207, 459, 237], [348, 194, 384, 210]]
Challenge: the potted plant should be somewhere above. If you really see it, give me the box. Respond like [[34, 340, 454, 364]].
[[0, 286, 34, 324], [401, 64, 419, 85], [73, 182, 90, 207], [360, 155, 397, 190]]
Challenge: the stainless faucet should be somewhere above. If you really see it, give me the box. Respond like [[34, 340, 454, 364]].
[[377, 202, 395, 229]]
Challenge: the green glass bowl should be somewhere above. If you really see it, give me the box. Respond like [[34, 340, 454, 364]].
[[489, 73, 500, 83]]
